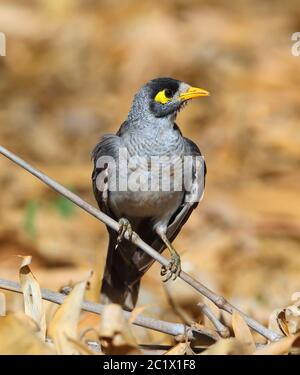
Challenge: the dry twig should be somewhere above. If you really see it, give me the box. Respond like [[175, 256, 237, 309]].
[[198, 302, 230, 338]]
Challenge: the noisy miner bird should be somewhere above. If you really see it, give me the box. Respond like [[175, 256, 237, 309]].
[[92, 77, 209, 310]]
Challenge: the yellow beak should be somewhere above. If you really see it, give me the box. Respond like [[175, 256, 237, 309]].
[[180, 86, 210, 101]]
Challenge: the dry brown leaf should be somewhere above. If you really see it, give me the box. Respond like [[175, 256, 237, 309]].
[[253, 335, 299, 355], [48, 279, 87, 355], [190, 321, 220, 342], [0, 314, 53, 355], [67, 336, 97, 355], [285, 306, 300, 335], [129, 304, 151, 324], [13, 311, 40, 332], [86, 259, 103, 303], [232, 311, 256, 354], [277, 310, 290, 336], [79, 310, 101, 327], [200, 338, 250, 355], [290, 335, 300, 355], [99, 304, 140, 355], [18, 255, 46, 340], [269, 308, 285, 335], [269, 292, 300, 336], [0, 293, 6, 316], [165, 342, 194, 355]]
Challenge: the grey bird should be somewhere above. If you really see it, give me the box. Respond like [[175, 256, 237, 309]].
[[92, 77, 209, 310]]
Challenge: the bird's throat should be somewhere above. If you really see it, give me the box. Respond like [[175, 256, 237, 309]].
[[126, 120, 184, 157]]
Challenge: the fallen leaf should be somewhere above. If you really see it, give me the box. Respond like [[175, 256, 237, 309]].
[[86, 258, 103, 303], [129, 304, 151, 324], [277, 310, 290, 336], [0, 314, 53, 355], [191, 322, 220, 341], [269, 292, 300, 336], [200, 338, 250, 355], [253, 335, 299, 355], [165, 342, 194, 355], [285, 305, 300, 335], [269, 308, 285, 335], [290, 335, 300, 355], [48, 279, 87, 354], [18, 255, 46, 340], [232, 311, 256, 354], [13, 311, 40, 332], [67, 337, 97, 355], [99, 304, 140, 355]]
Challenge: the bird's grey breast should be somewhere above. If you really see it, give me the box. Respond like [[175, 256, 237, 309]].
[[109, 121, 185, 219]]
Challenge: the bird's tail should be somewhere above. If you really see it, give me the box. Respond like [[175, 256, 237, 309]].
[[100, 233, 142, 311], [100, 218, 166, 311]]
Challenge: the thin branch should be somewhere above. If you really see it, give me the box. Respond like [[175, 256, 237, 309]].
[[163, 284, 228, 340], [163, 284, 220, 341], [198, 302, 230, 338], [0, 278, 208, 341], [0, 145, 282, 341]]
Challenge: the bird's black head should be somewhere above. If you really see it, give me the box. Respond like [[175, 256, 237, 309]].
[[148, 78, 182, 117], [129, 77, 209, 120]]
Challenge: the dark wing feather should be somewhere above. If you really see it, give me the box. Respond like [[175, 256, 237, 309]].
[[92, 133, 122, 218], [167, 137, 206, 240], [92, 127, 144, 309]]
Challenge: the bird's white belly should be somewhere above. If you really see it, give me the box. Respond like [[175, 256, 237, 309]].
[[109, 189, 183, 218], [108, 152, 185, 219]]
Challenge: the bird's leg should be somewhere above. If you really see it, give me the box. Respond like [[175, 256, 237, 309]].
[[117, 217, 133, 245], [159, 232, 181, 282]]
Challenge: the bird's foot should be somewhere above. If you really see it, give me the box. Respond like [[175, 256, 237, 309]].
[[117, 217, 133, 244], [160, 248, 181, 282]]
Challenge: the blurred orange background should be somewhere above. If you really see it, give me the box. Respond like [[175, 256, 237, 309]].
[[0, 0, 300, 342]]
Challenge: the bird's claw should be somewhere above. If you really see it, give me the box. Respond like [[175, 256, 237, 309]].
[[161, 253, 181, 282], [117, 218, 133, 244]]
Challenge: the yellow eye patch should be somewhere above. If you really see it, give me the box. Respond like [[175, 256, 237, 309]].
[[154, 89, 173, 104]]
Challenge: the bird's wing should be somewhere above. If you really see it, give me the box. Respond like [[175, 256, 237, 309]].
[[166, 137, 206, 239], [92, 130, 143, 309], [131, 137, 206, 273], [91, 133, 122, 219]]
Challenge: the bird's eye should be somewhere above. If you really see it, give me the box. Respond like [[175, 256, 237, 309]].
[[164, 89, 173, 98], [154, 89, 174, 104]]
